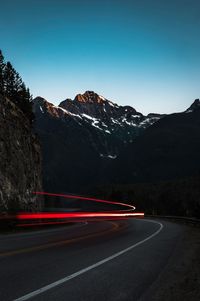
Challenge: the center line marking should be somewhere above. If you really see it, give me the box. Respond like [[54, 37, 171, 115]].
[[0, 222, 119, 258], [14, 219, 163, 301]]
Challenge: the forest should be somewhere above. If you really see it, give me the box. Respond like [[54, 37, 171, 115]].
[[0, 50, 33, 122]]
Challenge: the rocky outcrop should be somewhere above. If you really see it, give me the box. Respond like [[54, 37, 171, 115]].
[[0, 95, 43, 213]]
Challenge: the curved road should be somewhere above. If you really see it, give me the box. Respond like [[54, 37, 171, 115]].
[[0, 219, 184, 301]]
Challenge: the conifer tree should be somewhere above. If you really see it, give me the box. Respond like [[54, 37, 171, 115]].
[[0, 50, 5, 94], [0, 50, 34, 123], [4, 61, 16, 99]]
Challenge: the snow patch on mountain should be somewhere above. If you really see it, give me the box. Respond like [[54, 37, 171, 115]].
[[100, 153, 117, 159], [99, 95, 106, 101], [56, 106, 82, 118]]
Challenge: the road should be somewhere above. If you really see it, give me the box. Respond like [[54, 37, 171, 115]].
[[0, 218, 184, 301]]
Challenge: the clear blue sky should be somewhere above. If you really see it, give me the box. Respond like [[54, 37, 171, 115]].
[[1, 0, 200, 114]]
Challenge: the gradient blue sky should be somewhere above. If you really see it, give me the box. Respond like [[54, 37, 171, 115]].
[[1, 0, 200, 114]]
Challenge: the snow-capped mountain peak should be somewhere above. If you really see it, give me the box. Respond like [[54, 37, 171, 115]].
[[74, 91, 106, 104]]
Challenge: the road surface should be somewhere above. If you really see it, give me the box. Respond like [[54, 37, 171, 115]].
[[0, 219, 184, 301]]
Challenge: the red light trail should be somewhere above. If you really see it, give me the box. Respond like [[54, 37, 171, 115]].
[[17, 212, 144, 220], [0, 192, 144, 227], [33, 191, 136, 211]]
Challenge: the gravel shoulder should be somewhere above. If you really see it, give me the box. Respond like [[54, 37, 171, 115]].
[[141, 222, 200, 301]]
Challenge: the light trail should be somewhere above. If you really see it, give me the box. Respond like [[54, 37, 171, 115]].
[[17, 212, 144, 220], [33, 191, 136, 211], [0, 192, 144, 227]]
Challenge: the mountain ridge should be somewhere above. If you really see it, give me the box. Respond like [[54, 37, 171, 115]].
[[33, 91, 200, 193]]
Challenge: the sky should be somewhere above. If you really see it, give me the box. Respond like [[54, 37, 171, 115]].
[[0, 0, 200, 114]]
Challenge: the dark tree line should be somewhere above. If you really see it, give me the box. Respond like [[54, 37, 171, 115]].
[[94, 175, 200, 218], [0, 50, 33, 122]]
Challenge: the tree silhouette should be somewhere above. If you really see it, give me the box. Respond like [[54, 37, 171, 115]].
[[0, 50, 33, 122], [0, 50, 5, 94], [4, 62, 16, 98]]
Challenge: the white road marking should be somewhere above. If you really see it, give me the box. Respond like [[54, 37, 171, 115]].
[[14, 219, 163, 301]]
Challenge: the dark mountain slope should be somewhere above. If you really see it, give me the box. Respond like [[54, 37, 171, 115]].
[[111, 99, 200, 184]]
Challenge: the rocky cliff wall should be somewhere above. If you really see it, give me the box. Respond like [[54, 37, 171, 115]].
[[0, 95, 43, 213]]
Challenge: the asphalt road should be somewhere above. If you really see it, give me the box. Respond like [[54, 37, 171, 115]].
[[0, 218, 184, 301]]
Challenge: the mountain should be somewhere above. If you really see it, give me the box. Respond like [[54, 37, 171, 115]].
[[32, 93, 200, 217], [110, 99, 200, 185], [59, 91, 163, 151], [33, 91, 163, 192]]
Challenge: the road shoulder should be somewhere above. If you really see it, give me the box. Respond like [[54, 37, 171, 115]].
[[140, 222, 200, 301]]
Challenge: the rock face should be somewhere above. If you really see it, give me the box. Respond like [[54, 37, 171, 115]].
[[0, 95, 42, 213], [33, 91, 163, 192]]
